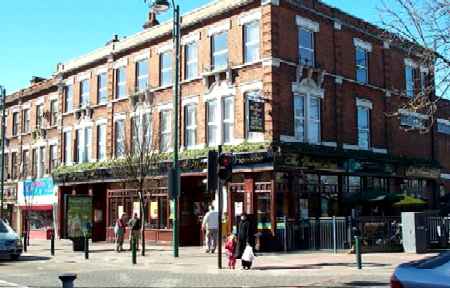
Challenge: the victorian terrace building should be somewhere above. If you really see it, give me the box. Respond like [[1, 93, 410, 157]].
[[4, 0, 450, 247]]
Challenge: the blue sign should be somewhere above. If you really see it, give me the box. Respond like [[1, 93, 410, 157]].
[[23, 178, 54, 198]]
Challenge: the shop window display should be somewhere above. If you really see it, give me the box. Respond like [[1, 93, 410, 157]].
[[255, 193, 271, 230], [28, 210, 53, 230]]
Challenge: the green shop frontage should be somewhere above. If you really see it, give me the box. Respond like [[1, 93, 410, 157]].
[[52, 142, 442, 251]]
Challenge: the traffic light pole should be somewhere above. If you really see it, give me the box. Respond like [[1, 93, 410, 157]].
[[0, 87, 6, 220], [217, 145, 222, 269]]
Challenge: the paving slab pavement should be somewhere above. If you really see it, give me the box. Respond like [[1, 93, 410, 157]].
[[0, 239, 439, 288]]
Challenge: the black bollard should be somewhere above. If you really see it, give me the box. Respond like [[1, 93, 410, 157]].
[[23, 231, 27, 253], [132, 238, 137, 265], [51, 233, 55, 256], [84, 236, 89, 260], [59, 273, 77, 288]]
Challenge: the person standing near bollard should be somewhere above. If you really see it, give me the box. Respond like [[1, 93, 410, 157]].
[[128, 213, 141, 251], [114, 213, 126, 252], [201, 205, 219, 253]]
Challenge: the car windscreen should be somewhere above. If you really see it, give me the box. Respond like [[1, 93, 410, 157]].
[[0, 220, 8, 233]]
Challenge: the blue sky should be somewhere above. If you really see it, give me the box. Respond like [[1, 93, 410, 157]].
[[0, 0, 383, 93]]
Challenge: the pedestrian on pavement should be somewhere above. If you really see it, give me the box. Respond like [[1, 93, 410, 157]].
[[201, 205, 219, 253], [225, 233, 237, 269], [128, 213, 141, 251], [234, 213, 255, 269], [115, 213, 127, 252]]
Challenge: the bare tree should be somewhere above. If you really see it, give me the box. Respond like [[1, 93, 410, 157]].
[[380, 0, 449, 133], [111, 89, 158, 256]]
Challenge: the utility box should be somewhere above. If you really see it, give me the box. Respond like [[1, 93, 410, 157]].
[[401, 212, 428, 253]]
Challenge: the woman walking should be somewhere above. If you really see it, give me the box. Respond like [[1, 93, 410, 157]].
[[115, 213, 126, 252], [234, 213, 255, 269]]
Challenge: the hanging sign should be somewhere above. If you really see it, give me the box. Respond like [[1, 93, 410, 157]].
[[248, 99, 265, 133]]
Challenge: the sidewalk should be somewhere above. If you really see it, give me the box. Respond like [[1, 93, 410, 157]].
[[0, 239, 438, 287]]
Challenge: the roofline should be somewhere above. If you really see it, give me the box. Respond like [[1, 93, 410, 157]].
[[59, 0, 256, 74]]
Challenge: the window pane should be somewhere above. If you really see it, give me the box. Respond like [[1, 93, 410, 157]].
[[244, 21, 260, 63], [97, 125, 106, 161], [207, 101, 218, 146], [294, 95, 305, 141], [185, 43, 198, 80], [405, 66, 415, 97], [116, 67, 127, 99], [358, 131, 369, 149], [65, 85, 73, 112], [115, 120, 125, 157], [299, 28, 314, 66], [160, 52, 172, 86], [223, 97, 233, 144], [97, 73, 107, 104], [160, 111, 170, 152], [310, 98, 320, 120], [300, 29, 313, 49], [356, 48, 367, 66], [357, 107, 369, 129], [212, 32, 228, 70], [136, 60, 149, 91], [80, 80, 90, 106]]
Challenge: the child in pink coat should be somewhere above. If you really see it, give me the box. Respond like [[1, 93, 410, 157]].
[[225, 234, 237, 269]]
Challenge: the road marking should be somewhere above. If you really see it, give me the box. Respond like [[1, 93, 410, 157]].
[[0, 280, 29, 288]]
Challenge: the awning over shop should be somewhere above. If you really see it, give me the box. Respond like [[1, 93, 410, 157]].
[[393, 195, 427, 207]]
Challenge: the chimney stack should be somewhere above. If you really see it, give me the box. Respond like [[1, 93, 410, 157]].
[[143, 11, 159, 29]]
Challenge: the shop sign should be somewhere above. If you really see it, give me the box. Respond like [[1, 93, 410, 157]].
[[343, 159, 395, 175], [276, 154, 338, 171], [248, 99, 265, 133], [17, 177, 56, 206], [3, 186, 17, 202], [234, 152, 272, 166], [406, 167, 440, 179]]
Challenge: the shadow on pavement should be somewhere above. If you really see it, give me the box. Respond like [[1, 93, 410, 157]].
[[344, 281, 389, 287], [254, 262, 389, 270], [0, 255, 51, 263]]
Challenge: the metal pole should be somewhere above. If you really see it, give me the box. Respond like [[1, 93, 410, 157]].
[[51, 233, 55, 256], [333, 216, 337, 254], [84, 235, 89, 260], [217, 146, 222, 269], [355, 236, 362, 269], [0, 87, 6, 220], [172, 3, 181, 258], [132, 237, 137, 265]]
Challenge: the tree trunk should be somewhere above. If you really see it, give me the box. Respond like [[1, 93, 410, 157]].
[[139, 190, 145, 256]]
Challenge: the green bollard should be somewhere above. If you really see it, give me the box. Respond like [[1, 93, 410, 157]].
[[355, 236, 362, 269], [132, 238, 137, 265]]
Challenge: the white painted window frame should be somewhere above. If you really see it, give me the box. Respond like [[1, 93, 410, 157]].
[[357, 99, 372, 150], [243, 20, 260, 64], [160, 51, 173, 87]]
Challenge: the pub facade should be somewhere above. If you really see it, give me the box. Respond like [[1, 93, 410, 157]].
[[4, 0, 450, 247]]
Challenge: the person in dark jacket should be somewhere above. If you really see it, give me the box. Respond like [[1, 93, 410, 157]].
[[234, 213, 255, 269]]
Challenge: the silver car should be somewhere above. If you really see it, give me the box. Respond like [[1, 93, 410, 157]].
[[0, 219, 23, 260], [391, 252, 450, 288]]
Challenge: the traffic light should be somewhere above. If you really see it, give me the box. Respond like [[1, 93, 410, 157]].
[[218, 153, 233, 182], [207, 150, 218, 193]]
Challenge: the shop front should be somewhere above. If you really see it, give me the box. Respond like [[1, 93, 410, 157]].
[[1, 184, 18, 230], [17, 177, 57, 239]]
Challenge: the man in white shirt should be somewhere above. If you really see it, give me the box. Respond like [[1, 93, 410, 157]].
[[202, 205, 219, 253]]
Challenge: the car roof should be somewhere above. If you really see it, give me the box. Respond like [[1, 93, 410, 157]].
[[407, 253, 450, 270]]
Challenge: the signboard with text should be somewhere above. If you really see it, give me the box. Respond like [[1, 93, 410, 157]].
[[248, 99, 265, 133], [65, 196, 93, 239]]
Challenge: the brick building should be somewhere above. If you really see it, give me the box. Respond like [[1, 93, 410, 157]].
[[3, 0, 450, 246]]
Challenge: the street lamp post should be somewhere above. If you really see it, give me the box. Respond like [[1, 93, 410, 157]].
[[149, 0, 181, 258], [0, 86, 6, 220]]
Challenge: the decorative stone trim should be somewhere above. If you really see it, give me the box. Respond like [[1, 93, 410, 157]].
[[262, 57, 281, 67], [113, 113, 127, 121], [95, 118, 108, 125], [261, 0, 279, 5], [77, 71, 91, 82], [372, 148, 388, 154], [49, 93, 59, 101], [353, 38, 373, 52], [157, 43, 173, 54], [356, 98, 373, 110], [158, 102, 173, 111], [181, 32, 200, 45], [95, 66, 108, 75], [113, 58, 128, 69], [35, 96, 45, 106], [343, 144, 360, 150], [208, 19, 231, 36], [296, 16, 320, 32], [134, 49, 150, 62], [398, 109, 428, 120], [182, 96, 199, 106], [63, 127, 73, 132], [239, 9, 261, 26], [48, 138, 58, 146], [65, 77, 75, 86], [239, 81, 263, 94]]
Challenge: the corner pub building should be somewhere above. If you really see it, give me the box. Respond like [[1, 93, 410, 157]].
[[4, 0, 450, 248]]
